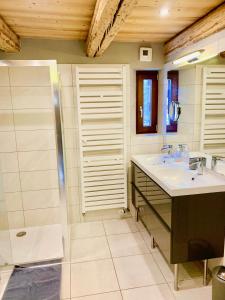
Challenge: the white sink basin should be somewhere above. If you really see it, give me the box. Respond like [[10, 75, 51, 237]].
[[132, 154, 225, 196]]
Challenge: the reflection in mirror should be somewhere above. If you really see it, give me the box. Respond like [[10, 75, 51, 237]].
[[167, 71, 179, 132], [169, 100, 181, 122]]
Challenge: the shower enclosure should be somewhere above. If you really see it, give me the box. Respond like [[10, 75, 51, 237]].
[[0, 61, 69, 297]]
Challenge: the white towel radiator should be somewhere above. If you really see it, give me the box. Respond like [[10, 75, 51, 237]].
[[75, 65, 128, 213]]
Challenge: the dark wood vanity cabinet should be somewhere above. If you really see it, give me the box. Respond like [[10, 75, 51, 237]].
[[131, 162, 225, 264]]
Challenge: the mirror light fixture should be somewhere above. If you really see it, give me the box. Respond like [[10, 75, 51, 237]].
[[173, 50, 205, 65]]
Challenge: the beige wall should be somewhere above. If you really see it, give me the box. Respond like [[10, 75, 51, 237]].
[[0, 39, 164, 69]]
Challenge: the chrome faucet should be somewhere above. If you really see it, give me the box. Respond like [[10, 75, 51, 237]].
[[178, 144, 188, 152], [161, 144, 173, 155], [189, 157, 206, 175], [211, 155, 225, 170]]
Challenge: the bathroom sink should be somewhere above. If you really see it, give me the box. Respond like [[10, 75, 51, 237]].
[[132, 154, 225, 196]]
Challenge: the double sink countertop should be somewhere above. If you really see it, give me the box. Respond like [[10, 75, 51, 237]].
[[132, 152, 225, 197]]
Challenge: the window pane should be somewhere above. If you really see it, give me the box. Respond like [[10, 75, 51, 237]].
[[143, 79, 152, 127]]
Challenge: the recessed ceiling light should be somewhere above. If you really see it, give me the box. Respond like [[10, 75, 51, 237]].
[[173, 50, 205, 65], [160, 7, 169, 17]]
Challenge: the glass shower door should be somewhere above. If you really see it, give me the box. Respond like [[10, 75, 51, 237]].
[[0, 160, 12, 267]]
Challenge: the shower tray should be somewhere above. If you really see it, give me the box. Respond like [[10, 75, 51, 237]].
[[10, 224, 64, 265]]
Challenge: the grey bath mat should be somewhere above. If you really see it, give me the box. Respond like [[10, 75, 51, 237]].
[[2, 261, 61, 300]]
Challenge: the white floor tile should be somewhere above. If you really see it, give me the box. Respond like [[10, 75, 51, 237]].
[[71, 237, 111, 263], [103, 219, 138, 235], [0, 269, 13, 300], [113, 254, 165, 289], [71, 222, 105, 239], [152, 249, 203, 283], [71, 259, 119, 298], [107, 232, 149, 257], [136, 220, 146, 232], [169, 278, 212, 300], [122, 284, 175, 300], [61, 263, 71, 300], [72, 291, 122, 299]]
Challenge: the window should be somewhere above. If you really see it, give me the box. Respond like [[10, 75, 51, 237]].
[[167, 71, 179, 132], [136, 71, 158, 134]]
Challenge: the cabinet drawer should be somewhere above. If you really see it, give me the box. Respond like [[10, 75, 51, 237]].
[[138, 194, 171, 262], [132, 162, 172, 228]]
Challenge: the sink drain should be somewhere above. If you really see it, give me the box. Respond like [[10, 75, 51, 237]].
[[16, 231, 26, 237]]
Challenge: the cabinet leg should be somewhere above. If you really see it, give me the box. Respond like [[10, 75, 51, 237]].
[[151, 236, 157, 249], [203, 259, 208, 286], [135, 208, 139, 222], [174, 264, 179, 291]]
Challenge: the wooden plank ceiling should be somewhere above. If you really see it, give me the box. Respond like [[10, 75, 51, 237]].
[[0, 0, 224, 42], [116, 0, 225, 43], [0, 0, 225, 56]]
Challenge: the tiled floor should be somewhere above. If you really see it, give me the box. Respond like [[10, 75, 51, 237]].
[[60, 217, 212, 300]]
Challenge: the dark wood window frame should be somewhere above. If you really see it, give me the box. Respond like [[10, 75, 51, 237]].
[[167, 71, 179, 133], [136, 71, 158, 134]]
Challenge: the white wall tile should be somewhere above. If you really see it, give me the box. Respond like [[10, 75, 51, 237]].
[[62, 108, 76, 129], [20, 170, 58, 191], [18, 150, 57, 171], [24, 207, 60, 227], [3, 173, 20, 193], [9, 66, 50, 87], [179, 85, 197, 105], [22, 189, 60, 210], [16, 130, 56, 151], [14, 109, 55, 130], [179, 68, 197, 86], [0, 68, 9, 86], [67, 186, 79, 206], [67, 168, 79, 187], [0, 111, 14, 131], [164, 133, 193, 144], [65, 149, 79, 168], [60, 262, 71, 299], [131, 143, 161, 155], [69, 204, 81, 223], [193, 123, 201, 142], [58, 64, 72, 87], [64, 129, 77, 149], [0, 133, 16, 154], [179, 105, 195, 124], [8, 211, 24, 229], [192, 142, 200, 151], [11, 87, 52, 109], [0, 87, 12, 109], [0, 153, 18, 173], [194, 104, 202, 124], [131, 134, 163, 146], [5, 192, 23, 212], [61, 87, 74, 107]]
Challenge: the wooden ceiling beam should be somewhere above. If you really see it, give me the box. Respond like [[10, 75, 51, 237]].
[[0, 16, 20, 52], [164, 3, 225, 58], [86, 0, 137, 57]]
